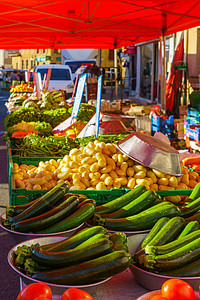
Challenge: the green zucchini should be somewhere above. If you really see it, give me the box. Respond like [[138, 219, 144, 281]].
[[142, 237, 200, 271], [94, 202, 181, 231], [177, 220, 199, 240], [6, 197, 42, 218], [109, 232, 127, 245], [77, 199, 96, 208], [180, 196, 200, 218], [29, 238, 113, 267], [112, 243, 129, 252], [30, 250, 132, 285], [145, 228, 200, 256], [5, 183, 69, 227], [36, 202, 95, 234], [141, 217, 169, 249], [100, 191, 158, 219], [188, 182, 200, 201], [95, 185, 148, 214], [143, 217, 185, 248], [160, 258, 200, 277], [46, 226, 108, 252], [11, 196, 79, 233]]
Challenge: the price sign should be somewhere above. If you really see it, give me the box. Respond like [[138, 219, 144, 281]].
[[25, 71, 29, 83], [45, 68, 52, 90], [71, 73, 87, 119], [95, 75, 103, 138], [33, 72, 42, 100], [52, 116, 77, 133]]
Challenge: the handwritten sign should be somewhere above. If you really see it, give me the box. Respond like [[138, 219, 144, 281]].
[[71, 73, 87, 119], [42, 73, 47, 89], [52, 116, 77, 133], [38, 72, 43, 91], [33, 72, 42, 100], [77, 112, 104, 138], [25, 71, 29, 83], [95, 75, 103, 138], [45, 68, 52, 90]]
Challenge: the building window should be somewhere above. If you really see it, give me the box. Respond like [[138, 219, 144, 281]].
[[26, 60, 29, 69], [16, 63, 18, 69], [22, 60, 24, 69], [109, 49, 114, 60], [54, 49, 58, 54], [43, 49, 45, 53], [37, 49, 39, 54]]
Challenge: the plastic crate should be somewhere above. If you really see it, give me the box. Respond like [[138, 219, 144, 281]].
[[9, 184, 128, 206], [187, 107, 200, 118], [186, 116, 200, 124], [184, 123, 200, 143], [151, 115, 174, 139]]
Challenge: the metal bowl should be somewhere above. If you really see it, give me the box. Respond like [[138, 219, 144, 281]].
[[117, 131, 182, 176], [137, 290, 200, 300], [0, 212, 84, 244], [8, 236, 112, 295], [127, 234, 200, 291]]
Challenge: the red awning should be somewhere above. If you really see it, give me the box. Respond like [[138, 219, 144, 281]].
[[0, 0, 199, 49]]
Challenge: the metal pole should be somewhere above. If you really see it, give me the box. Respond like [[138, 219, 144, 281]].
[[161, 13, 167, 112], [114, 41, 118, 100]]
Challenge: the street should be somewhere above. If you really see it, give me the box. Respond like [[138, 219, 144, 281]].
[[0, 89, 19, 300]]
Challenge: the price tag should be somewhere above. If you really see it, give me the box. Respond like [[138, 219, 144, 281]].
[[33, 72, 42, 100], [77, 112, 104, 138], [38, 72, 43, 91], [95, 75, 103, 138], [42, 73, 47, 89], [52, 116, 77, 133], [71, 73, 87, 119], [45, 68, 52, 90], [25, 71, 29, 83]]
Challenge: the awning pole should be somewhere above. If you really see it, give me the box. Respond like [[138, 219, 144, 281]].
[[161, 13, 167, 112], [114, 40, 118, 100]]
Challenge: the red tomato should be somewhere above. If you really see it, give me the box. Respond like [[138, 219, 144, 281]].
[[150, 295, 167, 300], [17, 282, 52, 300], [61, 288, 94, 300], [161, 279, 195, 300]]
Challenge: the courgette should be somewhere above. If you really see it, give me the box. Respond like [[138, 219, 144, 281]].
[[143, 217, 185, 248], [11, 196, 79, 233], [5, 183, 69, 227], [77, 199, 96, 208], [36, 202, 95, 234], [142, 237, 200, 271], [95, 185, 148, 214], [177, 220, 199, 240], [30, 250, 132, 285], [145, 228, 200, 256], [141, 217, 169, 249], [46, 226, 108, 252], [188, 182, 200, 201], [185, 211, 200, 223], [160, 258, 200, 277], [94, 202, 181, 231], [180, 196, 200, 218], [100, 191, 158, 219], [29, 238, 113, 267]]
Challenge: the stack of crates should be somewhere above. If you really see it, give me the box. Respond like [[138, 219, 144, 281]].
[[151, 115, 174, 139], [184, 123, 200, 144]]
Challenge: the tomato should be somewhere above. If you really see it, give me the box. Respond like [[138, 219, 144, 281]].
[[161, 279, 195, 300], [17, 282, 52, 300], [150, 295, 167, 300], [61, 288, 94, 300]]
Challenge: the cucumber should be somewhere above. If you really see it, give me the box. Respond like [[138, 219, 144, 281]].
[[142, 237, 200, 271], [188, 182, 200, 201], [30, 251, 132, 285], [141, 217, 170, 249], [36, 202, 95, 234], [5, 183, 69, 227], [94, 202, 181, 231], [100, 191, 158, 219], [143, 217, 185, 248], [145, 228, 200, 256], [46, 226, 108, 252], [95, 185, 148, 214], [160, 258, 200, 277], [180, 196, 200, 218], [29, 238, 113, 267], [177, 220, 199, 240], [11, 196, 79, 233]]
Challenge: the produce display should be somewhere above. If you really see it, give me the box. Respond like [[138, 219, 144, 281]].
[[4, 183, 96, 234], [17, 283, 94, 300], [131, 189, 200, 277], [182, 156, 200, 172], [11, 139, 200, 193], [10, 83, 34, 94], [12, 226, 131, 285]]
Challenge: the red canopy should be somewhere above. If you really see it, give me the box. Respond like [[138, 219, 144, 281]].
[[0, 0, 199, 49]]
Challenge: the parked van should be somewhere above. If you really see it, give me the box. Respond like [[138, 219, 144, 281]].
[[64, 59, 96, 81], [36, 64, 74, 98]]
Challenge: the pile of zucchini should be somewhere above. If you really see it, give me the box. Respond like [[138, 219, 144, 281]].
[[133, 216, 200, 277], [4, 183, 96, 234], [13, 226, 132, 285]]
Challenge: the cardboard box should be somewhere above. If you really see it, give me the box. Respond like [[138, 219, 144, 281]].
[[179, 105, 187, 116], [177, 123, 184, 131]]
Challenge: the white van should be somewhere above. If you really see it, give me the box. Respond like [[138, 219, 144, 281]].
[[64, 59, 96, 81], [36, 64, 74, 98]]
